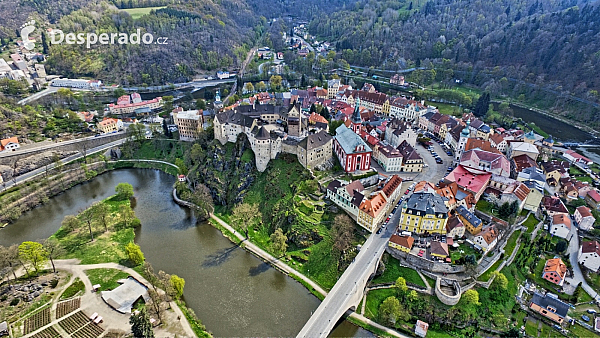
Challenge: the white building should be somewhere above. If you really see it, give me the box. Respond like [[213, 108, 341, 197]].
[[473, 226, 499, 254], [550, 213, 571, 239], [51, 78, 102, 90], [326, 180, 365, 218], [579, 241, 600, 272], [575, 206, 596, 231]]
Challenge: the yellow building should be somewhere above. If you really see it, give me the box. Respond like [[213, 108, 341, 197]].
[[97, 118, 123, 134], [388, 235, 414, 253], [398, 188, 449, 235]]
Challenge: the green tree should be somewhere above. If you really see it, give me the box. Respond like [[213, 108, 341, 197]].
[[61, 215, 81, 232], [196, 98, 207, 110], [379, 296, 406, 325], [329, 120, 344, 135], [331, 214, 354, 254], [129, 306, 154, 338], [269, 75, 283, 91], [115, 183, 134, 200], [80, 207, 96, 241], [230, 203, 261, 238], [128, 123, 146, 142], [395, 276, 408, 295], [18, 241, 48, 275], [491, 271, 508, 290], [243, 82, 254, 93], [119, 204, 136, 228], [462, 289, 480, 306], [92, 202, 111, 232], [113, 87, 126, 98], [256, 81, 267, 92], [125, 242, 145, 265], [162, 95, 174, 114], [170, 274, 185, 299], [175, 158, 188, 176], [270, 228, 288, 256]]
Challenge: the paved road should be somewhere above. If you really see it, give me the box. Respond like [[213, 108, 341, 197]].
[[2, 138, 126, 191], [567, 226, 600, 302], [0, 132, 126, 159], [297, 193, 406, 338], [21, 259, 195, 338], [298, 138, 452, 337]]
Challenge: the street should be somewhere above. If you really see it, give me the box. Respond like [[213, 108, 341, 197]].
[[1, 138, 126, 191]]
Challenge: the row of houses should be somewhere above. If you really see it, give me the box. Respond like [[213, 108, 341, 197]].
[[326, 175, 403, 232]]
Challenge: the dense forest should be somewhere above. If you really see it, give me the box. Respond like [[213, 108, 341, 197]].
[[309, 0, 600, 96]]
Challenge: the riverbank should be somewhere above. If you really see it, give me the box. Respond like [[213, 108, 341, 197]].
[[492, 100, 598, 140]]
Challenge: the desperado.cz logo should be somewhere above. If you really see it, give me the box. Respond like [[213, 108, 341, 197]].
[[49, 28, 168, 49]]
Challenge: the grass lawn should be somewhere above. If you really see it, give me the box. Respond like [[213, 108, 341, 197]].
[[525, 319, 538, 337], [574, 176, 593, 183], [570, 166, 585, 175], [60, 278, 84, 300], [477, 259, 503, 282], [371, 257, 426, 287], [84, 268, 130, 292], [504, 230, 521, 257], [52, 195, 139, 265], [429, 101, 462, 116], [476, 199, 499, 217], [523, 214, 539, 233], [423, 275, 436, 288], [364, 288, 397, 320], [122, 6, 166, 19]]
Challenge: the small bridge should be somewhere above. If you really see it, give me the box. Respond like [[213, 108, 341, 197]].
[[297, 230, 389, 338]]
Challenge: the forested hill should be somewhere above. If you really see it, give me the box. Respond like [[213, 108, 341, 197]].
[[309, 0, 600, 96], [43, 0, 262, 85]]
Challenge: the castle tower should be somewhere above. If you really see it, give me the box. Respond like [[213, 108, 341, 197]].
[[350, 97, 362, 134], [287, 103, 302, 137], [253, 126, 272, 172], [214, 90, 223, 109], [455, 119, 470, 164]]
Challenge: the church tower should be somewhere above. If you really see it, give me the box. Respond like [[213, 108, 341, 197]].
[[455, 119, 470, 164], [350, 97, 363, 134]]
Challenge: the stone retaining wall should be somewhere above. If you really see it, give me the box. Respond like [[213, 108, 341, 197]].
[[387, 247, 465, 274]]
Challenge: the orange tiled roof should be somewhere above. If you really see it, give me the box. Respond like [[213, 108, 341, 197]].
[[544, 258, 567, 279]]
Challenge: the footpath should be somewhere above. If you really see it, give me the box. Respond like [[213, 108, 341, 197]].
[[210, 214, 409, 338]]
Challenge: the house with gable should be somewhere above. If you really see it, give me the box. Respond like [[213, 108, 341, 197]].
[[579, 241, 600, 272], [574, 206, 596, 231], [550, 213, 572, 239], [326, 180, 365, 218], [542, 258, 567, 286]]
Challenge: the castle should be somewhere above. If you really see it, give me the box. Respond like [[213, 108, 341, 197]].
[[214, 103, 333, 172]]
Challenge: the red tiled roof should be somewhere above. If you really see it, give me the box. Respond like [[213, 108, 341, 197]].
[[552, 214, 572, 229], [1, 136, 19, 147], [576, 206, 593, 218], [544, 258, 567, 279], [390, 235, 414, 249], [382, 175, 403, 199], [582, 241, 600, 255], [444, 165, 492, 195], [588, 190, 600, 203]]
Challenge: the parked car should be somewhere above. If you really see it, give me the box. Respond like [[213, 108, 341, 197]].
[[418, 249, 425, 257], [405, 189, 410, 195], [436, 159, 443, 164], [587, 309, 597, 314], [376, 228, 383, 234], [582, 315, 590, 322]]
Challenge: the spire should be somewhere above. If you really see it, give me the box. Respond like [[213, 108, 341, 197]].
[[351, 97, 362, 124], [461, 119, 470, 138], [215, 90, 221, 102]]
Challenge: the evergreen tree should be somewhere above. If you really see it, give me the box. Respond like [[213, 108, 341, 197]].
[[130, 307, 155, 338], [473, 92, 490, 117]]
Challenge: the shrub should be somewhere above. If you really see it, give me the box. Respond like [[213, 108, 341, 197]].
[[50, 279, 59, 288], [10, 298, 20, 306]]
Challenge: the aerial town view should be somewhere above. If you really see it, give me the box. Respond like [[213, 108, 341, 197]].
[[2, 0, 600, 337]]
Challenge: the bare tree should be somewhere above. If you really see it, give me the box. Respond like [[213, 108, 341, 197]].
[[42, 238, 64, 273], [10, 158, 19, 185], [0, 244, 20, 284], [76, 141, 89, 163], [80, 207, 95, 241]]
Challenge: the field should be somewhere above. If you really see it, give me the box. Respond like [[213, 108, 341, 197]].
[[122, 7, 166, 19], [504, 230, 521, 257], [429, 101, 463, 116], [371, 256, 426, 287], [85, 268, 130, 292], [523, 214, 539, 233]]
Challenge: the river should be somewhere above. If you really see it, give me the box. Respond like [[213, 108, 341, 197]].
[[0, 168, 372, 337], [499, 103, 596, 143]]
